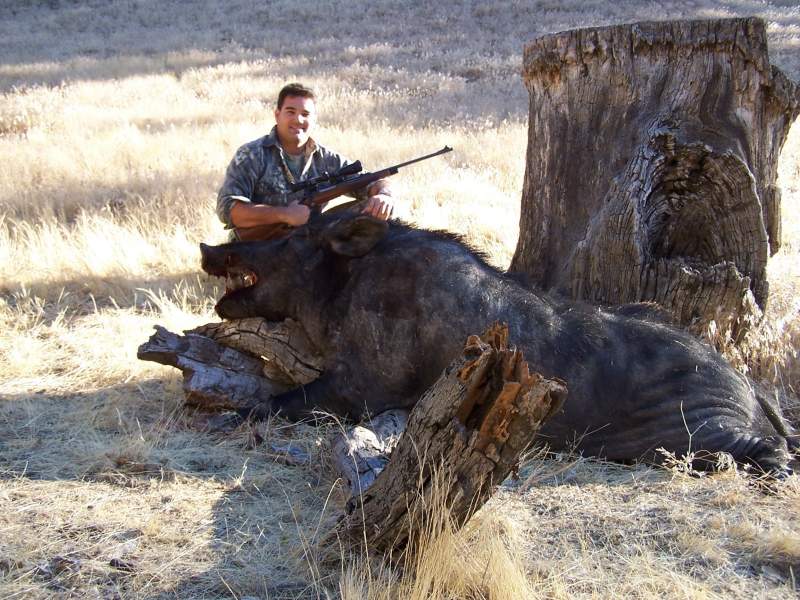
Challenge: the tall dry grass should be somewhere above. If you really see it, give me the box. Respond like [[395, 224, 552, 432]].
[[338, 469, 536, 600], [2, 1, 800, 598]]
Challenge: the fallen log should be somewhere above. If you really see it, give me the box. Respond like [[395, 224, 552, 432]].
[[189, 318, 324, 387], [138, 319, 565, 557], [136, 324, 282, 412], [136, 319, 322, 412]]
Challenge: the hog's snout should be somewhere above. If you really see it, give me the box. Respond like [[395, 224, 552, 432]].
[[200, 243, 227, 277]]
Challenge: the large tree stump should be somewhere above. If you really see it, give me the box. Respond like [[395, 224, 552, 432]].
[[510, 17, 800, 340], [332, 324, 566, 556]]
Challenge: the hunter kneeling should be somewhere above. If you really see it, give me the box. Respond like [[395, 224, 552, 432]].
[[216, 82, 396, 241]]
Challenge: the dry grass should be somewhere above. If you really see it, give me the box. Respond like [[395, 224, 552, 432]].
[[338, 469, 536, 600], [1, 1, 799, 598]]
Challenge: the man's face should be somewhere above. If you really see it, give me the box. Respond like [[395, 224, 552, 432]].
[[274, 95, 317, 151]]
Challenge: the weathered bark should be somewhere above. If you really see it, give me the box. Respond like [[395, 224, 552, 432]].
[[511, 17, 800, 340], [190, 318, 323, 386], [332, 409, 409, 497], [136, 319, 322, 412], [332, 323, 566, 556]]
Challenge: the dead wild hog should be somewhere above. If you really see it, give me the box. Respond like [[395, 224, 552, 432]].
[[201, 214, 795, 473]]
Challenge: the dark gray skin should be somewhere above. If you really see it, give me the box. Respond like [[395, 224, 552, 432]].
[[200, 213, 796, 473]]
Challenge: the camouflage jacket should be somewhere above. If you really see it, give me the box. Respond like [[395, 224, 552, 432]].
[[216, 126, 368, 231]]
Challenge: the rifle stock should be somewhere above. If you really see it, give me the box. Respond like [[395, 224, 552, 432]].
[[234, 222, 293, 242], [232, 146, 451, 241]]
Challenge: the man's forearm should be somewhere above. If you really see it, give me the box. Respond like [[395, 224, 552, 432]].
[[228, 177, 395, 229], [361, 178, 396, 220], [230, 200, 311, 228], [229, 201, 291, 227]]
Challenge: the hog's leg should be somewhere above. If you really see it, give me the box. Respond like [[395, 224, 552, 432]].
[[646, 425, 792, 476], [560, 417, 792, 476], [695, 430, 791, 476]]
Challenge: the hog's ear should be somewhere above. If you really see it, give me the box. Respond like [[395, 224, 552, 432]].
[[320, 215, 389, 257], [200, 242, 239, 276]]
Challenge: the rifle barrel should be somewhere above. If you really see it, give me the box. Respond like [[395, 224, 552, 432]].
[[388, 146, 452, 171]]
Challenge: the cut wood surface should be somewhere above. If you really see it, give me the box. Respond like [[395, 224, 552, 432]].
[[332, 323, 567, 557], [511, 17, 800, 340]]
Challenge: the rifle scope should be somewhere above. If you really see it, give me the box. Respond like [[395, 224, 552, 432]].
[[290, 160, 363, 192]]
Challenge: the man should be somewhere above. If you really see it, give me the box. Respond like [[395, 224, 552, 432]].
[[216, 83, 394, 238]]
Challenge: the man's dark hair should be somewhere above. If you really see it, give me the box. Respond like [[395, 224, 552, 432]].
[[277, 83, 316, 109]]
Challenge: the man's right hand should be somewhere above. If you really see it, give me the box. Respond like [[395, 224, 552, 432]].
[[282, 201, 311, 227]]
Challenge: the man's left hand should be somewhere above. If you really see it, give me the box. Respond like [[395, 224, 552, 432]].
[[362, 194, 394, 220]]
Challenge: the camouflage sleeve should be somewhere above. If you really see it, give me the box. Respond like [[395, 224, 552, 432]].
[[216, 145, 261, 229]]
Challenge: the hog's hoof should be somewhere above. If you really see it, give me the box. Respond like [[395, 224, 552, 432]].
[[726, 433, 791, 478]]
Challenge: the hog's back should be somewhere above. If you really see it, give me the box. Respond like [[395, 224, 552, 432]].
[[331, 233, 785, 467]]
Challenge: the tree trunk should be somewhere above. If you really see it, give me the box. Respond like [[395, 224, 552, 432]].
[[510, 17, 800, 340], [332, 323, 566, 557]]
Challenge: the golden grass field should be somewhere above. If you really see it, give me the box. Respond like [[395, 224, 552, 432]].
[[1, 1, 799, 598]]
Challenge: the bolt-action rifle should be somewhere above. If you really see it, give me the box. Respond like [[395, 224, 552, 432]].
[[233, 146, 452, 241]]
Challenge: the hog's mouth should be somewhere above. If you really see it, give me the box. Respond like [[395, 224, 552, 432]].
[[199, 243, 262, 318], [223, 268, 258, 297], [204, 262, 258, 299]]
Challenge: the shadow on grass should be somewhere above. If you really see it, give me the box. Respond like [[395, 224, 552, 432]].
[[2, 375, 796, 597], [0, 377, 345, 598]]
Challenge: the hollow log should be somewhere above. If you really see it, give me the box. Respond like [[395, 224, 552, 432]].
[[332, 323, 566, 556], [510, 17, 800, 340]]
